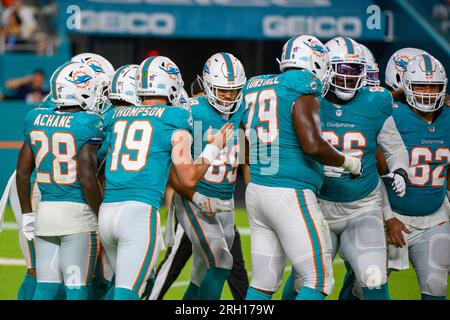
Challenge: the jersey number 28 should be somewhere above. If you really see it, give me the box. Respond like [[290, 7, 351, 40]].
[[30, 130, 77, 185]]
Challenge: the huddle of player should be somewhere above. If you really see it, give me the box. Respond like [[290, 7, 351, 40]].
[[1, 34, 448, 300]]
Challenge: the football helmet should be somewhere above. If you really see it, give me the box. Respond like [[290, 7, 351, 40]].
[[359, 44, 380, 86], [108, 64, 139, 105], [199, 53, 246, 114], [402, 54, 447, 112], [279, 35, 331, 96], [50, 62, 102, 113], [136, 55, 184, 106], [385, 47, 426, 90], [325, 36, 367, 100]]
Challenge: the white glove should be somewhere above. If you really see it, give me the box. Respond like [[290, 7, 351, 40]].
[[22, 212, 36, 241], [324, 165, 345, 178], [342, 154, 362, 176], [382, 170, 407, 198], [192, 192, 233, 216]]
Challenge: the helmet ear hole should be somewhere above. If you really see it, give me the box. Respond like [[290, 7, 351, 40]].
[[396, 73, 401, 84], [314, 62, 321, 70]]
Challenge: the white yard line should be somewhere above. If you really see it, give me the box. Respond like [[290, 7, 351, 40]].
[[0, 258, 26, 266], [1, 222, 18, 231]]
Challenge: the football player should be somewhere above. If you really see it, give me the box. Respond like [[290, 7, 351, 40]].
[[16, 62, 105, 300], [383, 54, 449, 299], [338, 47, 430, 300], [166, 53, 246, 300], [283, 37, 410, 300], [93, 64, 140, 300], [242, 35, 361, 300], [98, 56, 233, 300], [359, 44, 380, 87]]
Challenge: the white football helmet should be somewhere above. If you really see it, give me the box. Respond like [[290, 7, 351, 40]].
[[136, 55, 184, 106], [50, 62, 102, 113], [359, 44, 380, 86], [199, 53, 246, 114], [385, 48, 426, 91], [279, 35, 331, 96], [71, 53, 115, 85], [325, 36, 367, 100], [71, 53, 115, 112], [108, 64, 139, 105], [402, 54, 447, 113]]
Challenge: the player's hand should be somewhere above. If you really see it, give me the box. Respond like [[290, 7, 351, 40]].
[[22, 212, 36, 241], [342, 154, 362, 176], [324, 165, 345, 178], [192, 192, 233, 216], [206, 123, 234, 150], [382, 170, 407, 198], [386, 217, 411, 248]]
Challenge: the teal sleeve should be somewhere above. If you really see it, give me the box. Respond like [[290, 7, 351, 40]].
[[77, 114, 104, 146], [168, 107, 193, 134], [283, 69, 323, 97], [367, 87, 394, 118]]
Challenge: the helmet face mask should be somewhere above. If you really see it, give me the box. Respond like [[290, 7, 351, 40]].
[[404, 81, 447, 112], [330, 62, 366, 100], [201, 53, 246, 114], [402, 54, 447, 113], [366, 69, 380, 86]]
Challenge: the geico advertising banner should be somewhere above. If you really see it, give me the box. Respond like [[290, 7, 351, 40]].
[[60, 0, 388, 40]]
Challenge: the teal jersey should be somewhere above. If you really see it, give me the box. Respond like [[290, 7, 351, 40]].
[[318, 86, 393, 202], [386, 103, 450, 216], [241, 69, 324, 192], [23, 107, 104, 203], [189, 96, 243, 200], [103, 105, 193, 210]]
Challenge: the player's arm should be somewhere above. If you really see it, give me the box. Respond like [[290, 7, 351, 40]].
[[16, 142, 34, 214], [16, 141, 36, 241], [291, 95, 360, 174], [78, 144, 103, 215], [239, 122, 250, 185], [171, 123, 233, 188], [377, 116, 409, 198], [447, 170, 450, 201], [168, 166, 196, 201]]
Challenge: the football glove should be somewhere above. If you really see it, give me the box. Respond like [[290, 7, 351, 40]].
[[382, 169, 408, 198], [22, 212, 36, 241], [192, 192, 233, 216], [342, 154, 362, 176]]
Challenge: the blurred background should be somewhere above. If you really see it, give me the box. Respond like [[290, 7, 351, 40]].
[[0, 0, 449, 199]]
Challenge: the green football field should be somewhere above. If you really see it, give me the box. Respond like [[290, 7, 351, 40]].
[[0, 206, 448, 300]]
